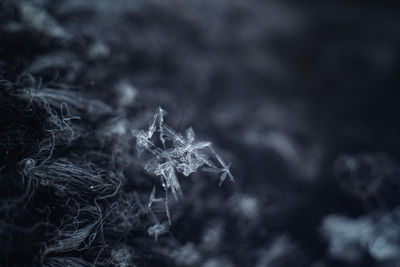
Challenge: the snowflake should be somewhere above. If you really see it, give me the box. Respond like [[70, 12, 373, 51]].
[[132, 107, 235, 228]]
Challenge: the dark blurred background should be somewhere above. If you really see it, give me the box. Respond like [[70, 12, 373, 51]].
[[2, 0, 400, 266]]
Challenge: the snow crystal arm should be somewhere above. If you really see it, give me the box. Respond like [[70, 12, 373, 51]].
[[209, 146, 235, 185], [158, 107, 167, 149]]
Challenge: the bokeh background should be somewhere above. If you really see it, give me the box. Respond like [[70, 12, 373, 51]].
[[2, 0, 400, 266]]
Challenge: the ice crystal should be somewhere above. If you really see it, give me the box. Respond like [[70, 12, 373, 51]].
[[132, 107, 234, 200]]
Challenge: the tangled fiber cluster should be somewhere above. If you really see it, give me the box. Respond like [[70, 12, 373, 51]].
[[0, 71, 236, 267], [0, 2, 236, 265], [0, 76, 203, 265], [2, 63, 238, 267]]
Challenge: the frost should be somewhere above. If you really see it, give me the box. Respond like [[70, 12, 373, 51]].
[[202, 146, 234, 186], [132, 107, 235, 199], [132, 107, 235, 231]]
